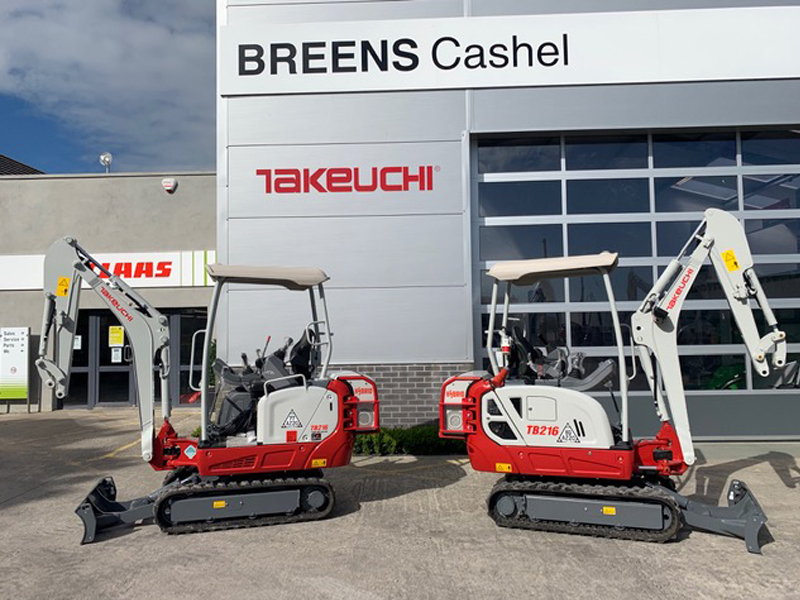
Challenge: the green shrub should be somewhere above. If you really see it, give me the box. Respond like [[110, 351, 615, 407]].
[[354, 423, 466, 456]]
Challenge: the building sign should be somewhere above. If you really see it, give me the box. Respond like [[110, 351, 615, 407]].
[[0, 250, 216, 292], [0, 328, 29, 401], [220, 7, 800, 95]]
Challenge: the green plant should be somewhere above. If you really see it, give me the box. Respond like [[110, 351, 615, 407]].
[[353, 423, 466, 456]]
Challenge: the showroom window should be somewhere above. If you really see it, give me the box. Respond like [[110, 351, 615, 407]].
[[476, 129, 800, 393]]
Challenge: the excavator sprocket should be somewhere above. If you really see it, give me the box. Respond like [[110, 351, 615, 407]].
[[488, 477, 682, 544]]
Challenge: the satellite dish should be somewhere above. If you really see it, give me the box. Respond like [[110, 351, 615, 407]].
[[99, 152, 113, 173]]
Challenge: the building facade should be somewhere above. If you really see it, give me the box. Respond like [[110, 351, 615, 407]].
[[216, 0, 800, 437]]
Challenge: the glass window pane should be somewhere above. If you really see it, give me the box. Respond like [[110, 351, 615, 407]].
[[652, 132, 736, 168], [743, 174, 800, 210], [479, 181, 561, 217], [179, 309, 208, 367], [570, 312, 633, 347], [582, 356, 649, 391], [570, 266, 653, 303], [565, 134, 647, 170], [655, 176, 738, 212], [676, 311, 743, 345], [62, 372, 88, 407], [567, 179, 649, 214], [742, 130, 800, 166], [478, 137, 560, 173], [753, 263, 800, 299], [753, 353, 800, 389], [745, 218, 800, 255], [656, 221, 701, 257], [71, 312, 90, 368], [569, 223, 651, 257], [480, 225, 563, 261], [756, 308, 800, 341], [680, 355, 746, 390], [656, 264, 726, 300], [481, 312, 566, 348], [480, 271, 565, 304]]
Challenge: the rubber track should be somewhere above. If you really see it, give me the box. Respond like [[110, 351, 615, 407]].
[[153, 475, 334, 535], [488, 478, 681, 544]]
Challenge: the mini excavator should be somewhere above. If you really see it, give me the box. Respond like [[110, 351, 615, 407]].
[[440, 209, 786, 553], [37, 237, 379, 543]]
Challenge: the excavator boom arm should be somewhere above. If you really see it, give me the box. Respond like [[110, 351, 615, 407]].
[[36, 237, 172, 462]]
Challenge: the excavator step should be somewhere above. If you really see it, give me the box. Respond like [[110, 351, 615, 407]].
[[487, 476, 769, 553]]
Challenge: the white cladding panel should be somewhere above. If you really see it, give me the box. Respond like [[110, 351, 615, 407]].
[[227, 142, 462, 218], [226, 286, 471, 363], [227, 91, 465, 146], [227, 214, 465, 288], [228, 0, 463, 24]]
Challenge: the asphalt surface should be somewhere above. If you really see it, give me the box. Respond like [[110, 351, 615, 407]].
[[1, 409, 799, 600]]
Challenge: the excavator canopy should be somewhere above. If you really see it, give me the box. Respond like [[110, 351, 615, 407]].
[[487, 251, 619, 285], [205, 264, 329, 290]]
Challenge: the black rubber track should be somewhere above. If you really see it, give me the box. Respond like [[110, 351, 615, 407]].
[[488, 477, 681, 544], [153, 474, 335, 535]]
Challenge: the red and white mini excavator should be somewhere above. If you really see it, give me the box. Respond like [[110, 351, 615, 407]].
[[440, 209, 786, 553], [36, 237, 379, 543]]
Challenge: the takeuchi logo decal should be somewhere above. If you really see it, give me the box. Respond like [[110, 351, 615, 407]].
[[255, 165, 437, 194]]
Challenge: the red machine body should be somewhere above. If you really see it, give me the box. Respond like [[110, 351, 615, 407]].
[[439, 370, 687, 481]]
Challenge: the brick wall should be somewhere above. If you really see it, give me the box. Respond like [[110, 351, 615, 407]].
[[336, 363, 475, 428]]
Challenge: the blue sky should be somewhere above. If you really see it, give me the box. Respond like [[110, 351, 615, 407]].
[[0, 1, 216, 174]]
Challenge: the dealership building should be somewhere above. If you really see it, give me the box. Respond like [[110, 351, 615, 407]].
[[1, 1, 799, 439]]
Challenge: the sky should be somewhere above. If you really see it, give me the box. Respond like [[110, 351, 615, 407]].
[[0, 1, 216, 174]]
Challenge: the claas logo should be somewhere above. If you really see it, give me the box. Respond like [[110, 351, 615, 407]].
[[93, 261, 173, 279]]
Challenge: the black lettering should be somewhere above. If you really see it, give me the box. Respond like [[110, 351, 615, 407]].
[[361, 40, 388, 72], [563, 33, 569, 66], [302, 41, 327, 73], [488, 43, 509, 68], [432, 36, 460, 70], [392, 38, 419, 71], [239, 44, 265, 76], [464, 44, 486, 69], [269, 43, 297, 75], [537, 42, 559, 67], [332, 40, 357, 73], [512, 35, 534, 68]]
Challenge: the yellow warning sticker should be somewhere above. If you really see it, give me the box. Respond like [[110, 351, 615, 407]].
[[213, 500, 227, 509], [108, 326, 125, 347], [721, 249, 740, 272], [56, 277, 70, 297], [602, 506, 617, 516], [311, 458, 328, 468], [495, 463, 512, 473]]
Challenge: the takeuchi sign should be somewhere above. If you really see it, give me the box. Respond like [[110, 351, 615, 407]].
[[219, 7, 800, 96]]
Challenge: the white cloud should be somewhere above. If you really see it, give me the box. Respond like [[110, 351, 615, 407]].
[[0, 0, 216, 172]]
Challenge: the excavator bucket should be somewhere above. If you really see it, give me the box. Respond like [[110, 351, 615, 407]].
[[658, 479, 769, 554], [75, 477, 155, 544]]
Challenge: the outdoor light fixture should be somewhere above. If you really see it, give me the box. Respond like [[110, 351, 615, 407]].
[[161, 178, 178, 194]]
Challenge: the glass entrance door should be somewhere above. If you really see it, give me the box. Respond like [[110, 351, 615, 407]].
[[96, 314, 133, 406]]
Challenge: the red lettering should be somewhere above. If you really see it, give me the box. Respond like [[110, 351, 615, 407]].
[[304, 168, 327, 193], [133, 262, 154, 278], [353, 167, 378, 192], [114, 262, 132, 279], [380, 166, 402, 192], [666, 267, 695, 310], [275, 169, 301, 194], [156, 262, 172, 278], [326, 168, 352, 192], [402, 166, 426, 191], [99, 263, 111, 279], [256, 169, 271, 194]]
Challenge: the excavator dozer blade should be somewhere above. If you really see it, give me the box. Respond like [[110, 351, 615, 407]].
[[656, 479, 770, 554], [75, 477, 155, 544]]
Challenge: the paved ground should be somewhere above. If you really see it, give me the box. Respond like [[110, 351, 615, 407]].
[[1, 409, 799, 600]]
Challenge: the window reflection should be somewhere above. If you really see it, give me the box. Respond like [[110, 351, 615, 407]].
[[743, 174, 800, 210], [479, 225, 563, 261], [653, 132, 736, 168], [481, 312, 566, 348], [567, 179, 649, 214], [680, 355, 746, 390], [480, 272, 565, 304], [478, 137, 560, 173], [745, 218, 800, 255], [569, 222, 651, 257], [655, 176, 738, 212], [570, 312, 633, 347], [479, 181, 561, 217], [753, 264, 800, 298], [677, 311, 743, 345], [657, 221, 700, 257], [742, 130, 800, 166], [570, 266, 653, 303], [565, 134, 648, 170]]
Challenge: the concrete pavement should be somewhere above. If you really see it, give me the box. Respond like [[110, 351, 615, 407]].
[[1, 408, 799, 600]]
